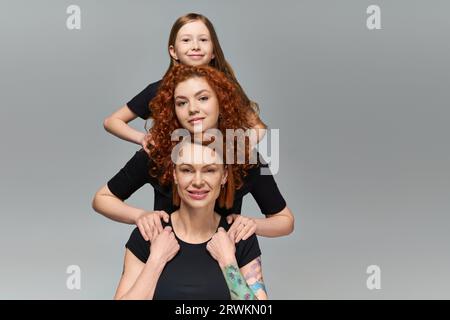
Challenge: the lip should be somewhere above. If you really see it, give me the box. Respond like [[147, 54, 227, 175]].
[[187, 54, 205, 60], [188, 117, 205, 124], [187, 190, 209, 200]]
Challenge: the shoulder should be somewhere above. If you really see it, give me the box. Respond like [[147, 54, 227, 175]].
[[129, 227, 145, 242], [125, 227, 150, 263], [150, 79, 163, 88], [140, 80, 162, 92], [245, 153, 270, 176], [241, 155, 273, 188], [122, 149, 152, 174], [134, 148, 151, 162], [148, 79, 163, 94]]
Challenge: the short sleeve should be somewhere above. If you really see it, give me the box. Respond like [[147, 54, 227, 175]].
[[127, 80, 162, 119], [235, 234, 261, 268], [248, 163, 287, 215], [107, 149, 151, 200], [125, 227, 150, 263]]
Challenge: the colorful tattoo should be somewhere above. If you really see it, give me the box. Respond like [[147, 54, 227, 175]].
[[222, 264, 256, 300], [243, 257, 267, 297], [249, 281, 266, 292]]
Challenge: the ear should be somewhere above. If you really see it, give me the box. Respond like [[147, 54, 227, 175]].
[[169, 45, 178, 61], [173, 168, 178, 184], [211, 52, 215, 60]]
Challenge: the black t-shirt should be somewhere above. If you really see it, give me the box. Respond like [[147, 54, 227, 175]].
[[125, 215, 261, 300], [107, 150, 287, 216], [127, 80, 162, 120]]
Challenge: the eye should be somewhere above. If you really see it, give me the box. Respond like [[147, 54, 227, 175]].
[[200, 38, 209, 42], [176, 100, 187, 107], [181, 38, 190, 43], [181, 168, 192, 173], [206, 168, 216, 173], [199, 96, 209, 102]]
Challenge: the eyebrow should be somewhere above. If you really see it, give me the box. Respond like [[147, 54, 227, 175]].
[[178, 163, 218, 167], [178, 34, 210, 37], [175, 89, 211, 100]]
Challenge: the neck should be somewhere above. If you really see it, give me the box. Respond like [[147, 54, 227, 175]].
[[172, 201, 220, 244]]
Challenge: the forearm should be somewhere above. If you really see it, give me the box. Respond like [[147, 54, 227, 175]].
[[118, 258, 165, 300], [254, 209, 295, 238], [92, 194, 144, 224], [220, 262, 257, 300], [104, 117, 145, 145]]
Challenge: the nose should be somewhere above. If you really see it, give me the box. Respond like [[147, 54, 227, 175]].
[[192, 39, 200, 50], [192, 171, 204, 188], [188, 100, 199, 115]]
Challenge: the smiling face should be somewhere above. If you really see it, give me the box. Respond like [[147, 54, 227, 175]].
[[169, 20, 215, 67], [173, 142, 227, 209], [174, 76, 220, 133]]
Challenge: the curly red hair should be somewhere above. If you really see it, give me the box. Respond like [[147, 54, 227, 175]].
[[147, 65, 256, 209]]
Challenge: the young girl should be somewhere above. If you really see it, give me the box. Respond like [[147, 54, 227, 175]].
[[93, 65, 294, 244], [103, 13, 266, 152]]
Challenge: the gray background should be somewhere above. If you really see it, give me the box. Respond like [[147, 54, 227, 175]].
[[1, 0, 449, 299]]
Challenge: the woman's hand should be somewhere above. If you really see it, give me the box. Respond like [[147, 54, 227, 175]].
[[149, 226, 180, 264], [141, 131, 155, 154], [207, 227, 237, 268], [135, 211, 170, 242], [226, 214, 257, 243]]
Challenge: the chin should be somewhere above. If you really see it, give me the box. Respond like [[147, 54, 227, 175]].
[[181, 124, 195, 134], [183, 200, 210, 209], [185, 59, 204, 66], [192, 126, 203, 134]]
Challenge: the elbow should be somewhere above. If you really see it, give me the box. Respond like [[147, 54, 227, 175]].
[[288, 216, 295, 235], [103, 116, 112, 132], [284, 207, 295, 236], [91, 194, 100, 213], [91, 190, 104, 215]]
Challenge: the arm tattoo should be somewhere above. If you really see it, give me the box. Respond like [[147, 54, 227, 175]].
[[222, 264, 257, 300], [243, 257, 267, 296]]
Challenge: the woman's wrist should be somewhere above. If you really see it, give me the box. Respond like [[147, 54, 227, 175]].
[[147, 255, 167, 271], [218, 255, 237, 269], [132, 209, 148, 224], [136, 131, 146, 145], [253, 218, 264, 236]]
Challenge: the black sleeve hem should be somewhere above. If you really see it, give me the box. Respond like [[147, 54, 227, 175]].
[[236, 234, 262, 268], [125, 228, 149, 264], [249, 163, 288, 216], [262, 201, 287, 216], [238, 250, 261, 269], [127, 103, 149, 120], [107, 150, 150, 201]]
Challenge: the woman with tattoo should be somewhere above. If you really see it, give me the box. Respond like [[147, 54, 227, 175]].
[[114, 140, 267, 300]]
